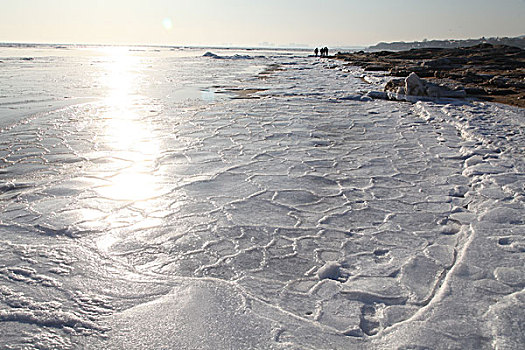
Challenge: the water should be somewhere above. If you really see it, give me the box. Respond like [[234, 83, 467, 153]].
[[0, 45, 524, 349]]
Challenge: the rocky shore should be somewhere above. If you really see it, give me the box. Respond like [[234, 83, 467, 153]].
[[336, 43, 525, 108]]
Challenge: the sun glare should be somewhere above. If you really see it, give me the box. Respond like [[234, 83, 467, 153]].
[[95, 48, 161, 203], [162, 18, 173, 31]]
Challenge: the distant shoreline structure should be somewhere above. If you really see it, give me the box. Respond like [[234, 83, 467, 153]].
[[367, 35, 525, 51]]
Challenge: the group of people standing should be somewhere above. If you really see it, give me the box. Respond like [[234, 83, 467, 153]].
[[314, 47, 329, 57]]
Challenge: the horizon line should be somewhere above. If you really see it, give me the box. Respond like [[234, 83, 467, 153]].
[[0, 41, 369, 51]]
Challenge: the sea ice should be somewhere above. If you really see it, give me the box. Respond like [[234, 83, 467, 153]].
[[0, 45, 523, 349]]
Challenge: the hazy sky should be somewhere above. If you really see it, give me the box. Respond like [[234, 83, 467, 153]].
[[1, 0, 524, 47]]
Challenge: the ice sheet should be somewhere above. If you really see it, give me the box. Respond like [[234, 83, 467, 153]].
[[0, 46, 523, 349]]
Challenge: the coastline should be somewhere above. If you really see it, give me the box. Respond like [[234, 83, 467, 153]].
[[335, 43, 525, 108]]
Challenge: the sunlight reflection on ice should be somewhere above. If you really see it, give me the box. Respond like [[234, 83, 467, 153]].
[[91, 48, 164, 250], [100, 47, 141, 107]]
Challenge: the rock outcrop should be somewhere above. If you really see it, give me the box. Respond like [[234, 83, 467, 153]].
[[336, 44, 525, 107]]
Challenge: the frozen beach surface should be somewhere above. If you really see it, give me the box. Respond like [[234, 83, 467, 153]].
[[0, 46, 524, 349]]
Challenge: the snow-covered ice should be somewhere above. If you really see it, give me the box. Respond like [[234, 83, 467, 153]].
[[0, 45, 524, 349]]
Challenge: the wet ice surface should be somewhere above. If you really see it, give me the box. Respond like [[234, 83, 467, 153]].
[[1, 47, 524, 349]]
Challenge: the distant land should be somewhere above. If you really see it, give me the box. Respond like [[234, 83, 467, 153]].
[[368, 35, 525, 51]]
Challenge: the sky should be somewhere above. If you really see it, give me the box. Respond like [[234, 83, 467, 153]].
[[1, 0, 524, 48]]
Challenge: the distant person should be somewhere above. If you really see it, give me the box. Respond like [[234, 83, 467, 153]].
[[314, 48, 319, 57], [320, 47, 325, 57], [324, 47, 329, 57]]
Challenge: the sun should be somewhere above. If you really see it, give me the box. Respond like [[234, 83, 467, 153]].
[[162, 18, 173, 31]]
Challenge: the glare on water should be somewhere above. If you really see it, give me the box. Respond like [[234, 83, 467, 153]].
[[95, 48, 161, 203], [79, 48, 169, 252]]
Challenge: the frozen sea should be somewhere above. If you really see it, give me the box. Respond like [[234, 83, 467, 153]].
[[0, 45, 524, 350]]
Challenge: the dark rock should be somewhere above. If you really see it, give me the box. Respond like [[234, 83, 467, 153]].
[[421, 58, 452, 68], [364, 65, 389, 71], [336, 44, 525, 107], [464, 87, 487, 95], [385, 79, 404, 91], [488, 76, 510, 88], [390, 69, 412, 77], [486, 88, 517, 96]]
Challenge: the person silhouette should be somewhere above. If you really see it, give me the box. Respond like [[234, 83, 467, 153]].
[[324, 47, 329, 57], [314, 48, 319, 57]]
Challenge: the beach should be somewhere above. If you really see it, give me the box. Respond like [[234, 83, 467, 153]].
[[0, 45, 524, 349]]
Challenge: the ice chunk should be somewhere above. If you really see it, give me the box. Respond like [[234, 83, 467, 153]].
[[405, 72, 426, 97], [317, 261, 341, 280]]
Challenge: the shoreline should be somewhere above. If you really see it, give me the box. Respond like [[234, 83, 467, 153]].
[[335, 43, 525, 108]]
